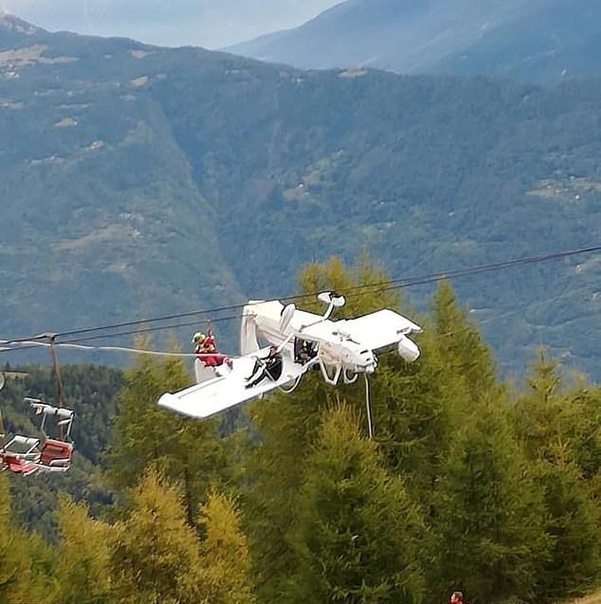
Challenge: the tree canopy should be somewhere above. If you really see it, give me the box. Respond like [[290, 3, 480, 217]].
[[0, 257, 600, 603]]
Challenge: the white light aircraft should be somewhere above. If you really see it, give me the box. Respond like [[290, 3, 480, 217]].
[[158, 292, 422, 436]]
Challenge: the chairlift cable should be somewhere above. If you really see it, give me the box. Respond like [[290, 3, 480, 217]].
[[48, 243, 601, 341], [0, 243, 599, 353]]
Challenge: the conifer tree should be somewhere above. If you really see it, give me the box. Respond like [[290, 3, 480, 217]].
[[243, 256, 413, 599], [197, 490, 256, 603], [297, 254, 401, 318], [284, 403, 425, 604], [511, 349, 565, 462], [430, 280, 501, 407], [0, 474, 54, 604], [109, 469, 204, 604], [534, 458, 601, 601], [53, 495, 113, 604], [512, 349, 601, 476], [511, 351, 601, 600], [242, 370, 329, 600], [366, 326, 453, 497], [107, 339, 227, 523], [431, 400, 549, 603]]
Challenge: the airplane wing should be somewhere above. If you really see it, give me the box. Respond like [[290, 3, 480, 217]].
[[335, 309, 422, 352], [158, 348, 309, 419]]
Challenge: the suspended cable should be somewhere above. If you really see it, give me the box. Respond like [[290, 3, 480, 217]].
[[1, 243, 599, 352], [0, 292, 583, 360], [44, 243, 598, 341]]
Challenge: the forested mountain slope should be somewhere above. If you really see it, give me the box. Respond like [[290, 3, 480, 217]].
[[226, 0, 601, 83], [0, 14, 599, 379], [0, 15, 245, 352]]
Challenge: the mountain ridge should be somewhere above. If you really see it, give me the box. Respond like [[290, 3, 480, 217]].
[[224, 0, 601, 83]]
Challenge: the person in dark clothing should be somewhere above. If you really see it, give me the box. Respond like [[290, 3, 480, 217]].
[[245, 345, 283, 388], [294, 338, 317, 364]]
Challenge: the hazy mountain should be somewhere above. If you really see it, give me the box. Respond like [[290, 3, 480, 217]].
[[0, 0, 342, 49], [225, 0, 601, 83], [432, 0, 601, 82], [0, 14, 599, 379]]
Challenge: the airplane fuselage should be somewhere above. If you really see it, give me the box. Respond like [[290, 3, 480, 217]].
[[244, 303, 377, 377], [318, 338, 376, 375]]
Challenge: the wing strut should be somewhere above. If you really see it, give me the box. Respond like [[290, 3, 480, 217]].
[[364, 374, 374, 439]]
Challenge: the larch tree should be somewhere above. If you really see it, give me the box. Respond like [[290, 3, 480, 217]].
[[284, 403, 426, 604], [0, 474, 55, 604], [430, 280, 502, 410], [107, 338, 227, 524], [53, 494, 113, 604], [511, 352, 601, 600], [197, 489, 256, 604], [242, 256, 417, 600], [108, 469, 204, 604], [431, 399, 549, 603], [534, 458, 601, 601]]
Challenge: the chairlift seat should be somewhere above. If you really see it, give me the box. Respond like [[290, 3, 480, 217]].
[[6, 435, 41, 450], [40, 439, 73, 468], [2, 453, 38, 476]]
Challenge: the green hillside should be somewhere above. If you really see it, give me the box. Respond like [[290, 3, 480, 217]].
[[0, 19, 244, 350], [0, 15, 599, 379]]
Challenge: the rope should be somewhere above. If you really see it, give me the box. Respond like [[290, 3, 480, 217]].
[[364, 374, 374, 439]]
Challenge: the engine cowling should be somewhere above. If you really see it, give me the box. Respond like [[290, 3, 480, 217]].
[[397, 335, 420, 363]]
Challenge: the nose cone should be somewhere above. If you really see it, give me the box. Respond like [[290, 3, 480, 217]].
[[360, 350, 376, 374]]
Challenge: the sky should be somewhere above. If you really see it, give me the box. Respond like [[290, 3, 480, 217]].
[[0, 0, 343, 49]]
